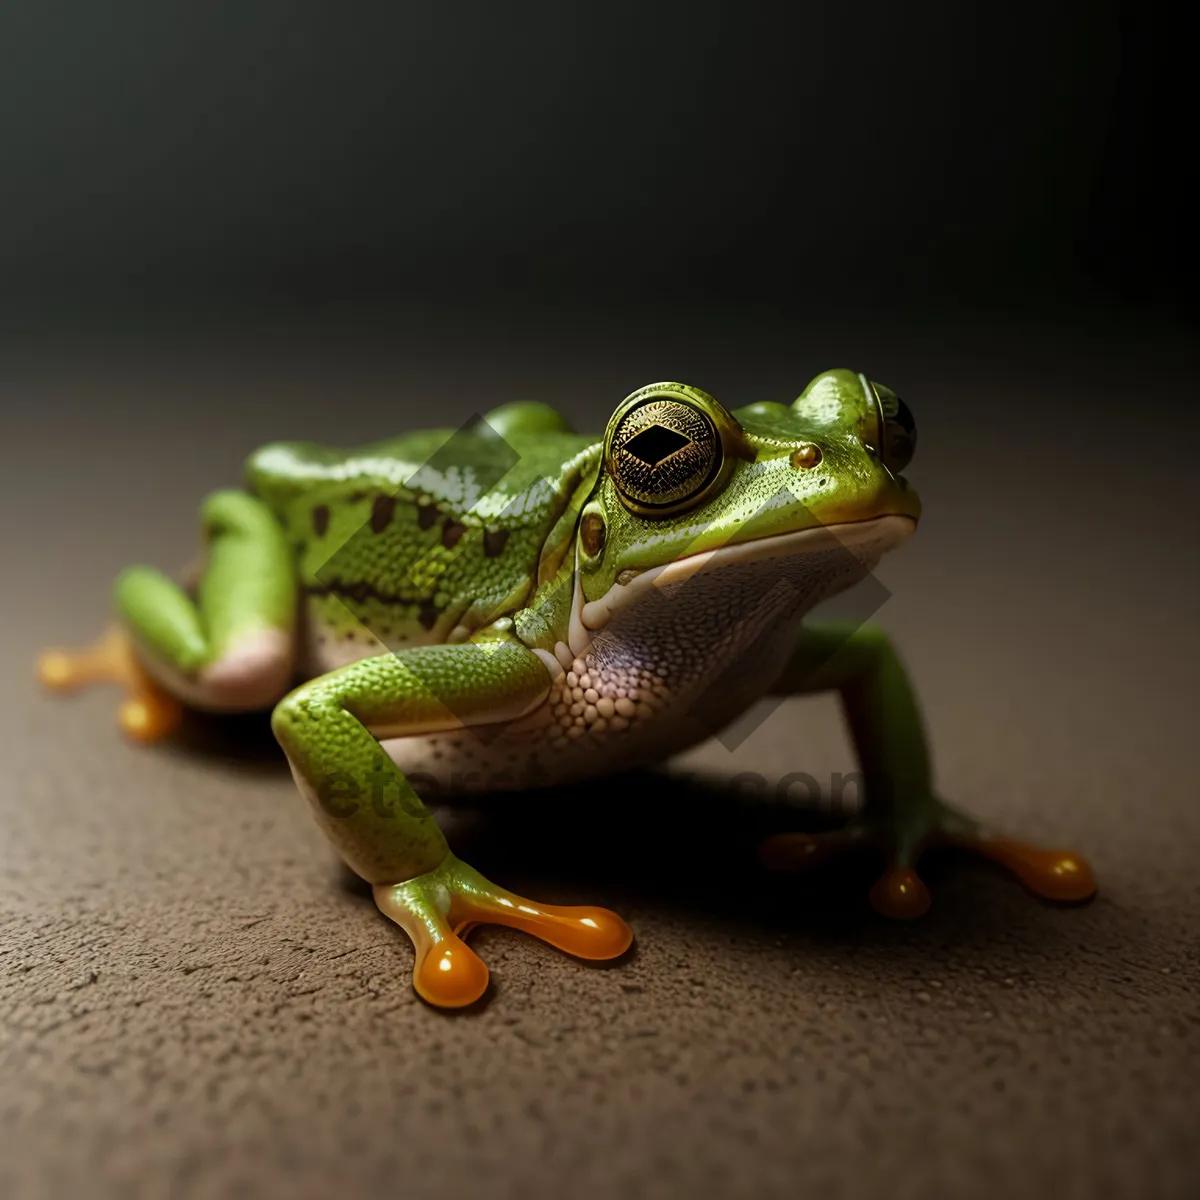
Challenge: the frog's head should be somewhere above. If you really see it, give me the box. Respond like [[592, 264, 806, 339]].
[[575, 372, 921, 619]]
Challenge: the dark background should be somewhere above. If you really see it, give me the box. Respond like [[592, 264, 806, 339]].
[[0, 1, 1189, 327], [2, 7, 1197, 1200]]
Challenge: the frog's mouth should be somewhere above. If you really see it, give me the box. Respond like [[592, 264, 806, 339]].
[[576, 514, 916, 635]]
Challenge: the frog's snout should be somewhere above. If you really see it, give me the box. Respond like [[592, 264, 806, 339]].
[[791, 369, 917, 475]]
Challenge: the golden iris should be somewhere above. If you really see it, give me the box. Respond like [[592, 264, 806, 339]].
[[608, 399, 720, 510]]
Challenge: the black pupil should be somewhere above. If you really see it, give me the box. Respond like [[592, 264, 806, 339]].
[[624, 424, 691, 466]]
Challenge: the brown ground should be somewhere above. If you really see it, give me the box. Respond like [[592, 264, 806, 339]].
[[1, 312, 1197, 1200]]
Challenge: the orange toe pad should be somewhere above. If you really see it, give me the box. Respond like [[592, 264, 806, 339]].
[[869, 866, 931, 919], [465, 895, 633, 961], [759, 832, 839, 871], [971, 837, 1097, 902], [118, 693, 183, 742], [414, 933, 491, 1008]]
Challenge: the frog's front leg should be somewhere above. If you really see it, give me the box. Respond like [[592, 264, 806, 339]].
[[38, 491, 296, 741], [759, 621, 1097, 916], [270, 638, 633, 1008]]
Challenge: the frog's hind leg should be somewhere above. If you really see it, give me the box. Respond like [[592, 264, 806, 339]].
[[38, 490, 296, 742]]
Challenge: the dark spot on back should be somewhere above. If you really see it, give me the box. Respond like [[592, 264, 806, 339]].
[[371, 493, 396, 533], [312, 505, 330, 537], [417, 502, 438, 531], [484, 528, 510, 557], [442, 519, 467, 549]]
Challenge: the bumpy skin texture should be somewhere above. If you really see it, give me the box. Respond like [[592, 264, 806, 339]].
[[247, 409, 601, 666], [38, 374, 1098, 1007]]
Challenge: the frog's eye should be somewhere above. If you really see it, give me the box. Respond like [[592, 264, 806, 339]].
[[603, 383, 749, 517], [869, 381, 917, 473]]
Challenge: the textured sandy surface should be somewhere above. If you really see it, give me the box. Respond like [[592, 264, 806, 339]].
[[2, 315, 1197, 1199]]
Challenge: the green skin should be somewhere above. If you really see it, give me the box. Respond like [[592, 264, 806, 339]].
[[86, 369, 1092, 1006]]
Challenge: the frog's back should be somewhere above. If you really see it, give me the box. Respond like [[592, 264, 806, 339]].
[[246, 423, 600, 674]]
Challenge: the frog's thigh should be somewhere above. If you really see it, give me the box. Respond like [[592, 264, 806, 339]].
[[39, 490, 297, 738]]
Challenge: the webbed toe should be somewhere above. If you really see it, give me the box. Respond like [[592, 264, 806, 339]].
[[374, 855, 633, 1009]]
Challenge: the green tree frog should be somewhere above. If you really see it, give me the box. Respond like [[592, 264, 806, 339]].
[[39, 371, 1096, 1007]]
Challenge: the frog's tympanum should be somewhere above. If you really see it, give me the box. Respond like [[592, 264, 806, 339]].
[[39, 373, 1096, 1007]]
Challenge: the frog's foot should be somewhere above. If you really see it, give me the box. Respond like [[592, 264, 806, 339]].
[[37, 628, 182, 743], [759, 799, 1097, 919], [373, 854, 633, 1008]]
